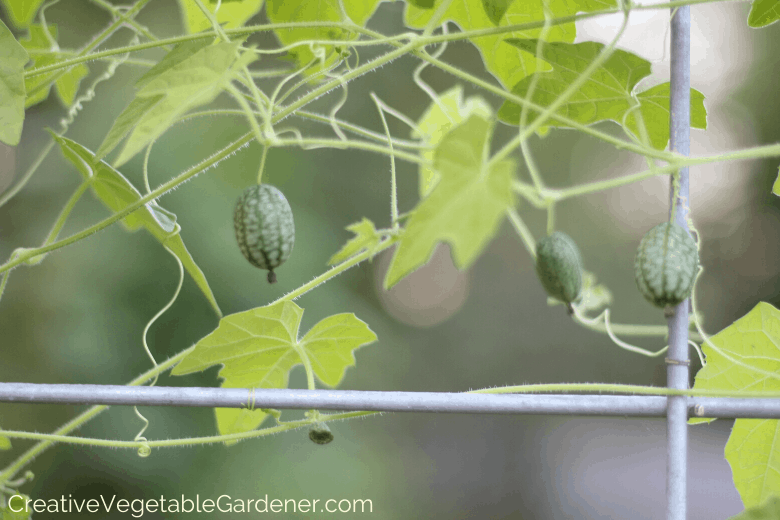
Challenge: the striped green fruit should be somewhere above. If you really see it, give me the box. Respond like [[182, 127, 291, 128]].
[[233, 184, 295, 284], [535, 231, 584, 311], [634, 222, 699, 308]]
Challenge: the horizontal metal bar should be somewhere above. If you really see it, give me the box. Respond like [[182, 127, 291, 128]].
[[1, 383, 780, 418]]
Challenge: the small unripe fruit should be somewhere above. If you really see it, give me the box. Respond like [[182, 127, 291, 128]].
[[634, 222, 699, 309], [233, 184, 295, 283], [535, 231, 584, 310], [308, 422, 333, 445]]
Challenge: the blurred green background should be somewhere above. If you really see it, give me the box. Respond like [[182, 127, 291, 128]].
[[1, 1, 779, 518]]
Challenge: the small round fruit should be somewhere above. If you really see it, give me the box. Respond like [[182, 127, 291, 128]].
[[308, 422, 333, 445], [233, 184, 295, 283], [634, 222, 699, 309], [535, 231, 584, 309]]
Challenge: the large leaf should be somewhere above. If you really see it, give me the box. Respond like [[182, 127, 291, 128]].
[[497, 39, 707, 150], [691, 302, 780, 508], [172, 300, 377, 437], [96, 40, 251, 166], [176, 0, 265, 34], [0, 18, 28, 146], [403, 0, 616, 89], [414, 85, 492, 197], [267, 0, 383, 74], [773, 165, 780, 197], [729, 496, 780, 519], [384, 114, 516, 288], [20, 24, 88, 108], [748, 0, 780, 27], [0, 0, 45, 28], [52, 134, 222, 318]]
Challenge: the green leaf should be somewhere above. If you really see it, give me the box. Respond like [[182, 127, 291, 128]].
[[176, 0, 265, 34], [1, 494, 32, 520], [171, 300, 377, 437], [328, 218, 382, 265], [748, 0, 780, 27], [482, 0, 514, 25], [690, 302, 780, 508], [773, 165, 780, 197], [20, 24, 89, 108], [403, 0, 616, 88], [0, 18, 28, 146], [634, 83, 707, 150], [267, 0, 383, 74], [52, 133, 222, 318], [729, 496, 780, 519], [384, 114, 516, 288], [0, 427, 10, 450], [496, 40, 707, 150], [414, 85, 493, 197], [96, 41, 251, 166], [0, 0, 45, 28]]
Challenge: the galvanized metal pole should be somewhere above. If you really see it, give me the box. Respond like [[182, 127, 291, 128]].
[[3, 383, 780, 418], [667, 3, 692, 520]]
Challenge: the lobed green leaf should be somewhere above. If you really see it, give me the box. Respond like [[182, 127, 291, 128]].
[[403, 0, 616, 88], [497, 39, 706, 150], [0, 18, 28, 146], [96, 40, 252, 166], [20, 24, 89, 108], [690, 302, 780, 508], [171, 300, 377, 437], [384, 114, 516, 288], [52, 134, 222, 317], [414, 85, 492, 197]]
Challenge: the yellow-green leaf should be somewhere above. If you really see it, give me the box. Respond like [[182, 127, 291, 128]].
[[328, 218, 382, 265], [20, 24, 88, 108], [0, 0, 45, 28], [414, 85, 492, 197], [691, 302, 780, 508], [96, 40, 252, 166], [0, 18, 28, 146], [0, 427, 10, 450], [267, 0, 382, 75], [177, 0, 264, 34], [384, 114, 516, 288], [172, 300, 377, 437], [52, 134, 222, 318]]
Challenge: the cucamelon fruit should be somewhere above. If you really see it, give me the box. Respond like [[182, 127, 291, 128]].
[[233, 184, 295, 284], [535, 231, 584, 312], [634, 221, 699, 309]]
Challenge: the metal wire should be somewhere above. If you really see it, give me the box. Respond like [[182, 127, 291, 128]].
[[1, 383, 779, 419]]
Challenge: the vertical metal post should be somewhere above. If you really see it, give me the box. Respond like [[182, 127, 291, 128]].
[[667, 4, 691, 520]]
